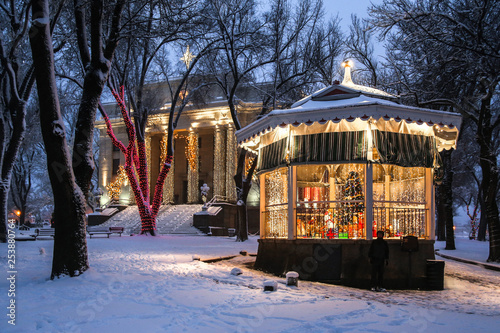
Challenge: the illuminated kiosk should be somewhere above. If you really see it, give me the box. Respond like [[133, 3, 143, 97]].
[[236, 65, 461, 288]]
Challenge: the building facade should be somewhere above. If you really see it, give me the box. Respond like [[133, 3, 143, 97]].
[[96, 79, 263, 207]]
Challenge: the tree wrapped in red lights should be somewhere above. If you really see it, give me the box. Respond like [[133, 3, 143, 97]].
[[98, 87, 172, 235]]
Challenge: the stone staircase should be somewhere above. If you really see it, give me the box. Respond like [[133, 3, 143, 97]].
[[97, 206, 141, 234], [156, 204, 204, 234], [95, 204, 204, 235]]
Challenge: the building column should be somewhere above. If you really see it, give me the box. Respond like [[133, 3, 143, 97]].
[[260, 173, 266, 239], [426, 168, 435, 240], [288, 166, 297, 240], [213, 125, 226, 198], [161, 133, 175, 204], [187, 130, 199, 203], [225, 124, 237, 201], [365, 163, 374, 240]]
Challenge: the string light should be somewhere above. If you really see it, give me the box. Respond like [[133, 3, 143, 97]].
[[161, 134, 174, 204], [97, 86, 174, 235], [106, 165, 128, 200], [226, 125, 237, 201], [186, 132, 198, 171], [245, 155, 255, 178], [213, 126, 226, 197], [187, 131, 199, 203], [264, 168, 288, 238], [373, 165, 426, 238]]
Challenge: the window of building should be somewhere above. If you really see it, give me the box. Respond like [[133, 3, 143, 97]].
[[296, 164, 365, 240]]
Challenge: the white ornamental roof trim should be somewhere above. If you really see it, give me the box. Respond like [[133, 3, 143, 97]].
[[236, 94, 462, 146]]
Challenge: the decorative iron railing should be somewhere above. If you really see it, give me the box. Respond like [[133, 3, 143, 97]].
[[372, 206, 426, 238], [296, 203, 365, 239], [263, 204, 427, 240]]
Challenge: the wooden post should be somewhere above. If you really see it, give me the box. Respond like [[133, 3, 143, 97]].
[[365, 163, 373, 240], [288, 166, 296, 240], [260, 173, 266, 239], [426, 168, 435, 240]]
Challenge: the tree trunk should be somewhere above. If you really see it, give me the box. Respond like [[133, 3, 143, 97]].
[[441, 149, 455, 250], [435, 187, 446, 241], [72, 66, 108, 200], [477, 84, 500, 262], [30, 0, 89, 278], [479, 130, 500, 261], [477, 205, 487, 241], [0, 101, 27, 242], [0, 182, 9, 242], [234, 149, 257, 242]]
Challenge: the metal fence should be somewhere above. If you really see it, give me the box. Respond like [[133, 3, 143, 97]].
[[262, 204, 427, 239], [296, 204, 365, 239], [372, 206, 426, 238]]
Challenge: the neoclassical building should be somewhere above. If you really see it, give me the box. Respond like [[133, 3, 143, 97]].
[[96, 79, 264, 207]]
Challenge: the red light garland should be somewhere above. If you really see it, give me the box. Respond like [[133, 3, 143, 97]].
[[98, 87, 174, 235]]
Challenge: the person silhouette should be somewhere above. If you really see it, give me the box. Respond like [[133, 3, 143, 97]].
[[369, 230, 389, 291]]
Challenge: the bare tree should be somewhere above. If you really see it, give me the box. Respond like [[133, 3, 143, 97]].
[[71, 0, 126, 204], [261, 0, 343, 113], [10, 148, 34, 226], [29, 0, 89, 278], [200, 0, 343, 241], [345, 14, 378, 87], [28, 0, 126, 278], [0, 2, 36, 242], [370, 0, 500, 261]]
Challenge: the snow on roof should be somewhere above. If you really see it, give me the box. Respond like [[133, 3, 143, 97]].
[[277, 95, 399, 114], [237, 93, 461, 144]]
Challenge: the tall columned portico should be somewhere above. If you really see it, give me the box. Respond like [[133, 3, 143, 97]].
[[187, 130, 199, 203]]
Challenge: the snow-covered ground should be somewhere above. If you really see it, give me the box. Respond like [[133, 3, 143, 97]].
[[1, 235, 499, 332], [435, 238, 500, 268]]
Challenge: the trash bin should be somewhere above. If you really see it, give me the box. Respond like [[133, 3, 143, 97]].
[[228, 228, 236, 237], [426, 260, 445, 290]]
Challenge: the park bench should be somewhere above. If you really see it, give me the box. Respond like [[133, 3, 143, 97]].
[[87, 227, 112, 238], [208, 226, 232, 236], [109, 227, 124, 236], [32, 228, 55, 240], [87, 226, 125, 238]]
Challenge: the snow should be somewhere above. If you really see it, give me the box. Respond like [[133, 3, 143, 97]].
[[1, 235, 499, 332], [435, 238, 500, 269]]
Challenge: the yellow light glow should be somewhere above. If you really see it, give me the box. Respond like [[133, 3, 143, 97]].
[[180, 45, 195, 69], [15, 210, 21, 216], [342, 60, 354, 68]]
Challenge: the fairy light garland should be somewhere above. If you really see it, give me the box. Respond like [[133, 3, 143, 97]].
[[97, 86, 176, 235], [265, 168, 288, 238], [213, 126, 226, 197], [186, 132, 198, 171], [187, 131, 199, 203], [244, 155, 255, 178], [106, 165, 127, 201], [161, 134, 174, 204], [226, 125, 237, 201]]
